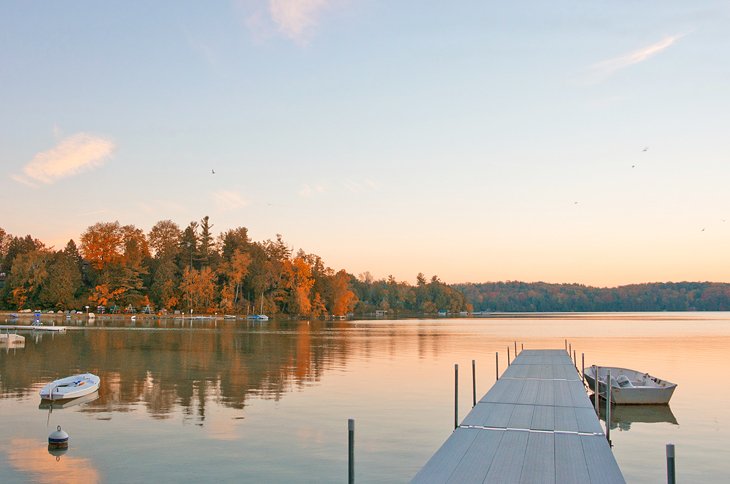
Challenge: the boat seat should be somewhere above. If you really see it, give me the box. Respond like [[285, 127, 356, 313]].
[[616, 375, 633, 388]]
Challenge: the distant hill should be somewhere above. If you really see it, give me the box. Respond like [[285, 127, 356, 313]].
[[453, 281, 730, 312]]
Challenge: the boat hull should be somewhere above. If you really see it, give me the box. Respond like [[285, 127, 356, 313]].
[[39, 373, 100, 400], [585, 366, 676, 405]]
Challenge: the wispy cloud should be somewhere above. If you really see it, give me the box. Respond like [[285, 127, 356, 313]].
[[299, 183, 325, 197], [237, 0, 336, 43], [583, 34, 686, 84], [213, 190, 250, 211], [269, 0, 332, 41], [343, 178, 379, 194], [13, 133, 115, 186]]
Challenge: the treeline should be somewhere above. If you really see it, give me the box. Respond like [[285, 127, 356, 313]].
[[0, 219, 467, 316], [455, 281, 730, 312]]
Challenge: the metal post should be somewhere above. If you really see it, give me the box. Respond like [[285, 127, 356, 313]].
[[606, 370, 612, 443], [472, 360, 476, 407], [581, 353, 585, 385], [454, 364, 459, 429], [666, 443, 676, 484], [348, 419, 354, 484], [594, 366, 600, 414], [507, 346, 511, 366], [496, 352, 499, 381]]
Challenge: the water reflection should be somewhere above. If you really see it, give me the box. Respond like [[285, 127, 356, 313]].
[[6, 438, 100, 483], [1, 321, 347, 425], [39, 391, 100, 410], [593, 396, 679, 431]]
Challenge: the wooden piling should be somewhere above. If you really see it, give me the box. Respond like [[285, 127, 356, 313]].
[[606, 370, 612, 443], [666, 443, 676, 484], [594, 365, 600, 414], [348, 419, 354, 484], [471, 360, 476, 408], [454, 364, 459, 429], [495, 352, 499, 381]]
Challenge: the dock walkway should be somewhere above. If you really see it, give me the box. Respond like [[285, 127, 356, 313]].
[[412, 349, 624, 483], [0, 325, 67, 332]]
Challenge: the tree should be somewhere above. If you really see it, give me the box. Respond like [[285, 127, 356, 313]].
[[148, 220, 181, 259], [180, 267, 216, 312], [5, 249, 51, 309], [80, 222, 123, 270], [198, 215, 216, 268], [39, 249, 83, 309], [331, 270, 357, 316]]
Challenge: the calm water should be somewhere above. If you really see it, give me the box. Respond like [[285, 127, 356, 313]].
[[1, 313, 729, 483]]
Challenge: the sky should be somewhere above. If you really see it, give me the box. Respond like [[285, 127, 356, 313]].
[[1, 1, 729, 287]]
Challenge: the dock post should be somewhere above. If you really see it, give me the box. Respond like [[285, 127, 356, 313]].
[[569, 342, 572, 357], [666, 443, 676, 484], [472, 360, 476, 407], [454, 364, 459, 429], [348, 418, 355, 484], [514, 341, 517, 356], [565, 339, 567, 351], [581, 353, 585, 385], [495, 352, 499, 381], [521, 343, 523, 352], [573, 349, 577, 369], [507, 346, 511, 366], [606, 370, 612, 444], [594, 366, 599, 414]]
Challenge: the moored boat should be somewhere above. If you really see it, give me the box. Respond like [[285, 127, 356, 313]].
[[39, 373, 100, 400], [585, 365, 676, 405]]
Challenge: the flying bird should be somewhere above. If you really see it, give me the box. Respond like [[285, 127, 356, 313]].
[[642, 147, 648, 152], [211, 169, 215, 174], [631, 164, 636, 168]]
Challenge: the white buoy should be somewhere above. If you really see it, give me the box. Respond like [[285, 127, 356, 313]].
[[48, 425, 69, 449]]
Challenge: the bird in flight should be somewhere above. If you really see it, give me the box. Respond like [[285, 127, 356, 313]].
[[211, 169, 215, 174], [642, 147, 648, 152], [631, 164, 636, 168]]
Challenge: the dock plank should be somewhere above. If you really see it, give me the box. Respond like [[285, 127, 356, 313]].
[[412, 349, 625, 483]]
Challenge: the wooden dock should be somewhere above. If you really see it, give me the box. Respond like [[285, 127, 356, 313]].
[[412, 349, 625, 483], [0, 325, 67, 332]]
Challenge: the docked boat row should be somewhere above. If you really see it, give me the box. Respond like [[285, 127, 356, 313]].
[[584, 365, 677, 405]]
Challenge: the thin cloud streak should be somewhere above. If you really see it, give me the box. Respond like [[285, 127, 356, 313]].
[[213, 190, 250, 211], [583, 34, 686, 84], [14, 133, 115, 186], [299, 183, 325, 197]]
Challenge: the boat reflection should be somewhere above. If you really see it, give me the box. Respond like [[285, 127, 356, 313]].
[[39, 391, 100, 410], [591, 395, 678, 431]]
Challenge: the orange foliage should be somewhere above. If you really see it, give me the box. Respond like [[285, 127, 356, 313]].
[[80, 222, 123, 270], [332, 270, 357, 316]]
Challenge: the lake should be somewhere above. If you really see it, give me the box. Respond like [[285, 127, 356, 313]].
[[1, 313, 729, 483]]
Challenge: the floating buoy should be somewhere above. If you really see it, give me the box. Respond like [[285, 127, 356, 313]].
[[48, 425, 69, 449]]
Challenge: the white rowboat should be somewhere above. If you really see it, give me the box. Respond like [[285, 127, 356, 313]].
[[39, 373, 100, 400], [584, 366, 676, 405]]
